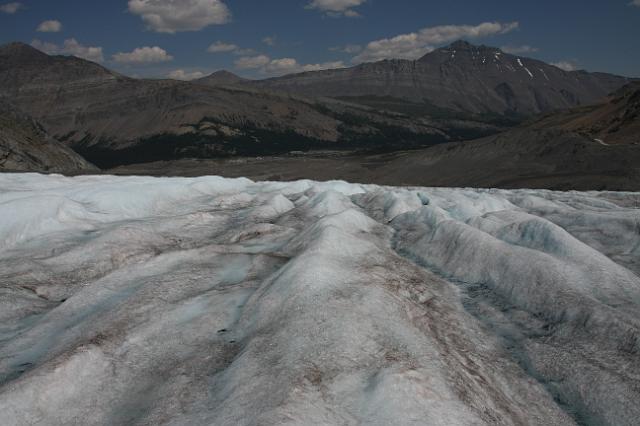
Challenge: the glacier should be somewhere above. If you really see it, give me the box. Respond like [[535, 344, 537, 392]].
[[0, 173, 639, 426]]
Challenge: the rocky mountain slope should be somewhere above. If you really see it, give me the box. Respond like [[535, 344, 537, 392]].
[[530, 81, 640, 145], [1, 173, 639, 425], [0, 42, 496, 169], [0, 98, 97, 173], [257, 40, 631, 116], [372, 81, 640, 190]]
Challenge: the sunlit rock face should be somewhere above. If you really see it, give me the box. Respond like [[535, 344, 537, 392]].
[[0, 173, 639, 426], [0, 99, 97, 173]]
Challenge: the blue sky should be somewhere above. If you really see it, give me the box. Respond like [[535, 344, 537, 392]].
[[1, 0, 639, 79]]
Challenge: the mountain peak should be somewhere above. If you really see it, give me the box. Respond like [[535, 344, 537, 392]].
[[196, 70, 248, 86], [418, 40, 502, 61], [209, 70, 241, 78], [0, 40, 117, 90], [448, 40, 474, 50], [0, 41, 48, 58], [441, 40, 502, 53], [2, 41, 27, 48]]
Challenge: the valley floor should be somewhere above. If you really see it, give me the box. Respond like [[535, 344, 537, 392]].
[[108, 137, 640, 192], [1, 173, 639, 425]]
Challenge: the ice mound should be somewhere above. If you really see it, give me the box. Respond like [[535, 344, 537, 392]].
[[0, 173, 639, 425]]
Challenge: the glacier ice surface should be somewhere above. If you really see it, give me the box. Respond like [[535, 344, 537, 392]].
[[0, 173, 639, 425]]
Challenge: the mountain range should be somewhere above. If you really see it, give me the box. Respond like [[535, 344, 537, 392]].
[[0, 40, 636, 178], [0, 41, 487, 169]]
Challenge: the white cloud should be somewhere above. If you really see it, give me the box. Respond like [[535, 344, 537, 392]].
[[630, 0, 640, 6], [112, 46, 173, 64], [0, 2, 21, 14], [330, 44, 362, 54], [234, 55, 271, 70], [207, 41, 238, 53], [264, 58, 299, 74], [31, 40, 59, 54], [262, 36, 277, 46], [31, 38, 104, 63], [501, 45, 539, 54], [36, 20, 63, 33], [128, 0, 231, 33], [266, 57, 346, 75], [299, 60, 345, 73], [306, 0, 366, 17], [167, 69, 206, 80], [235, 54, 344, 75], [552, 61, 578, 72], [206, 42, 256, 56], [353, 21, 519, 63]]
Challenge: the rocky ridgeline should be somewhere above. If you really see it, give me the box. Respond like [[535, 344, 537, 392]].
[[257, 40, 631, 115]]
